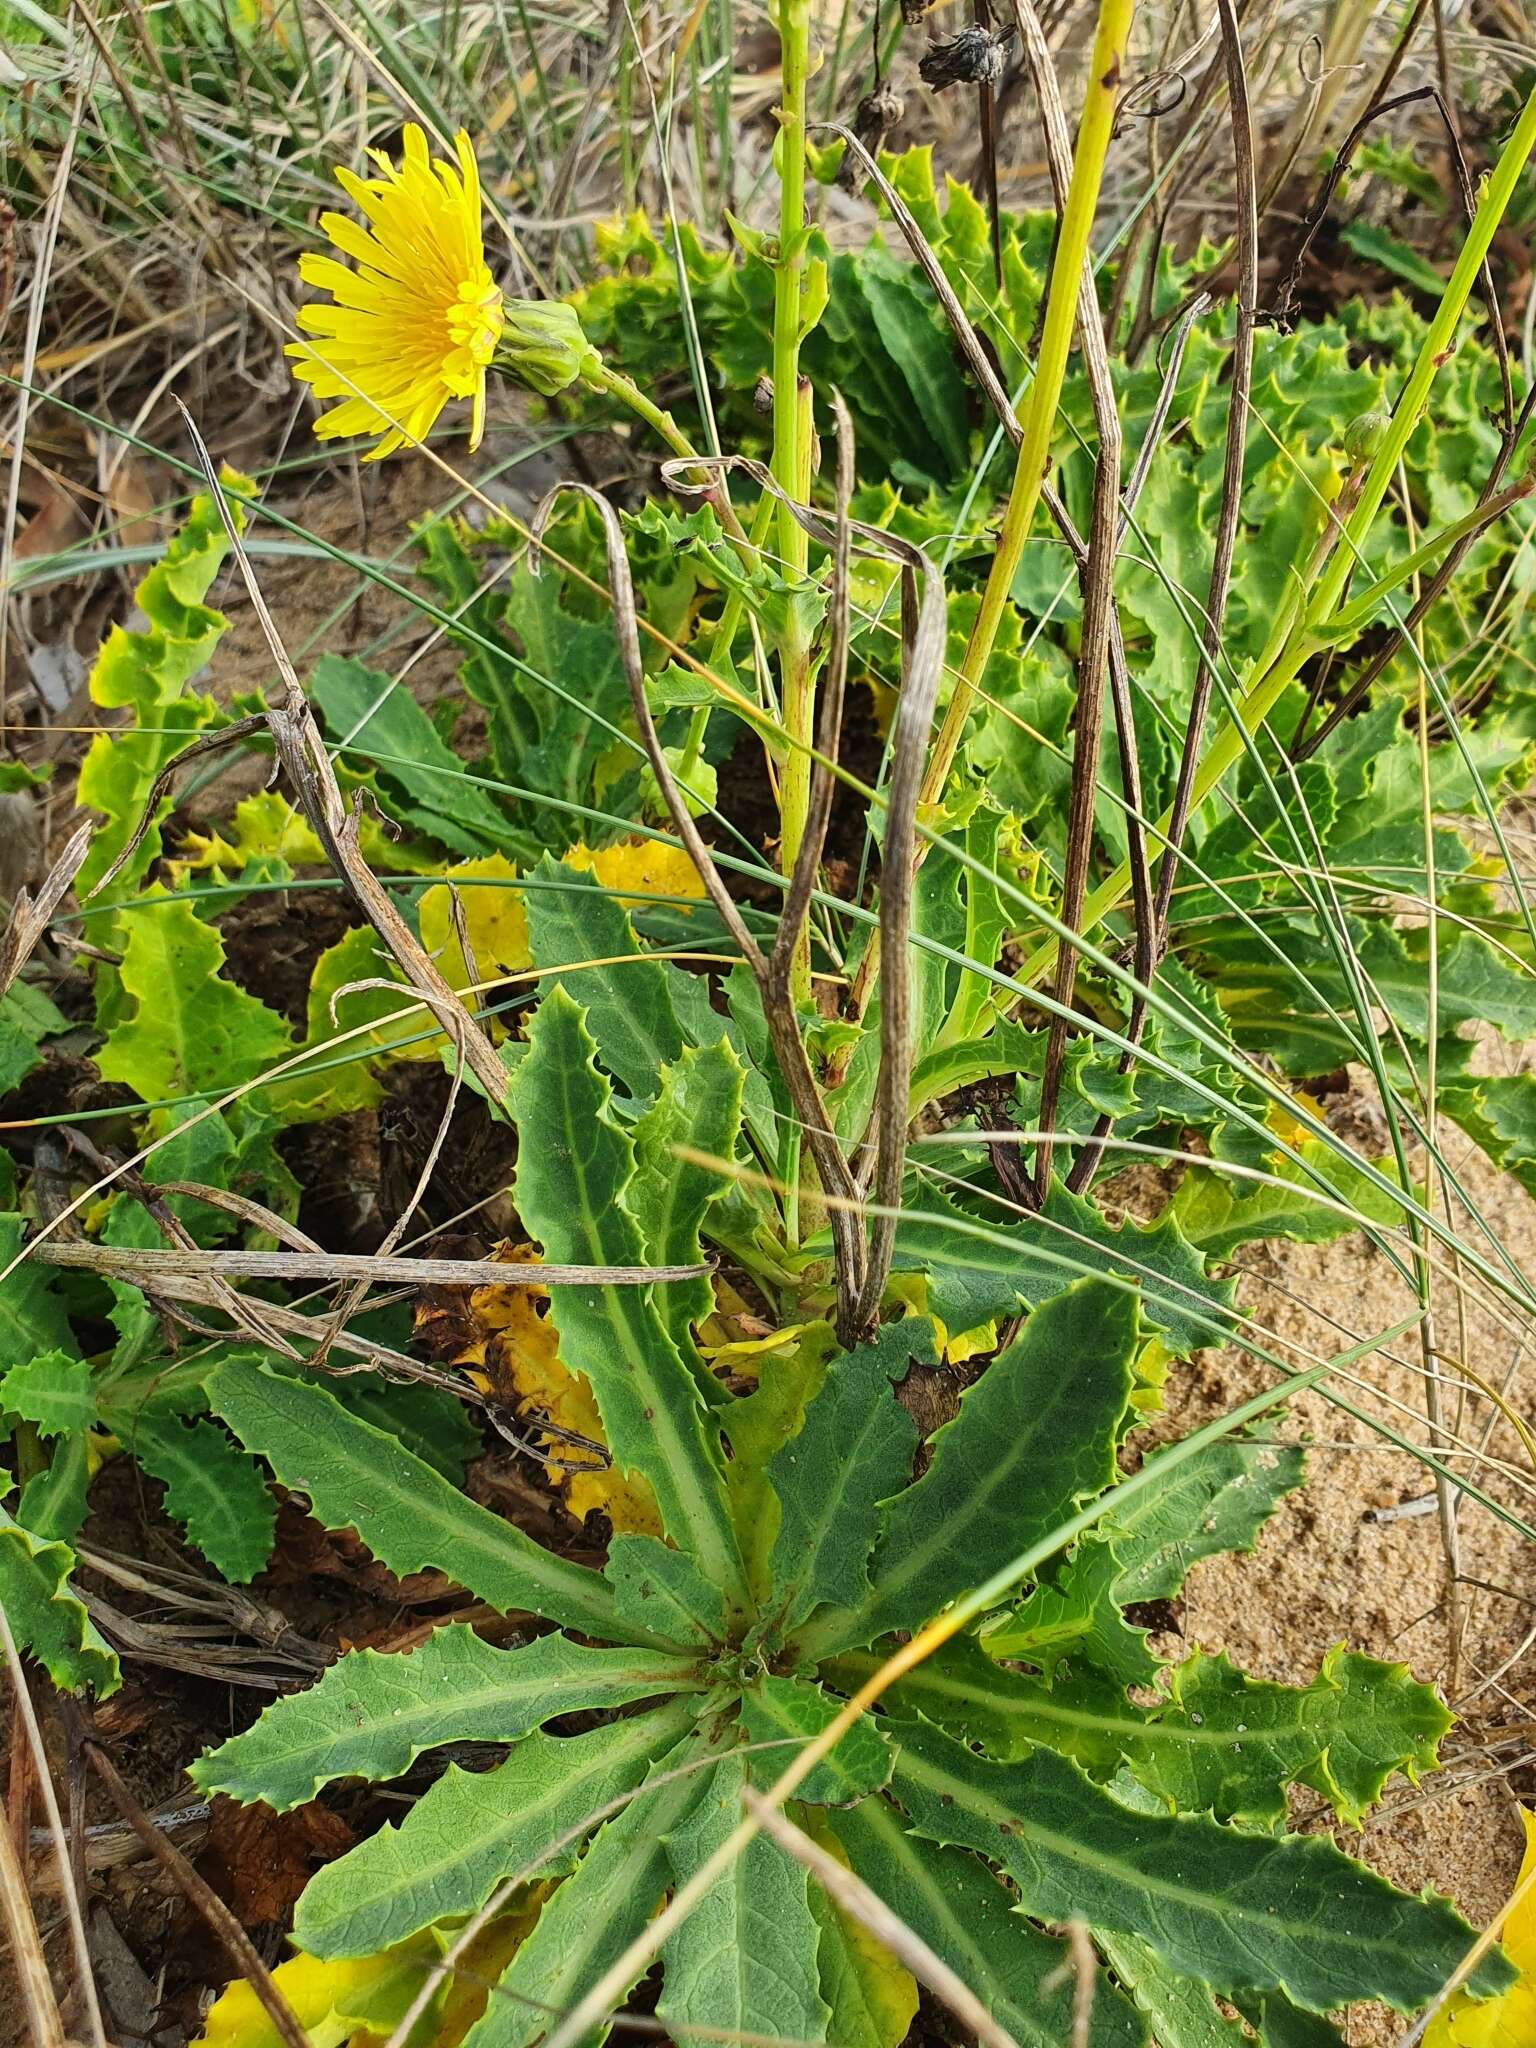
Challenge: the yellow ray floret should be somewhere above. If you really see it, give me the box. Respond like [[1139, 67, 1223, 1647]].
[[288, 125, 505, 460]]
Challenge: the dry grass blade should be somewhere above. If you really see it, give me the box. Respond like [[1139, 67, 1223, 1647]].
[[740, 1789, 1021, 2048], [770, 393, 855, 993], [84, 1740, 307, 2048], [28, 1241, 707, 1288], [0, 818, 92, 997], [83, 718, 269, 902], [852, 487, 949, 1328], [530, 474, 871, 1334], [175, 402, 514, 1112], [0, 1604, 106, 2048], [0, 1774, 64, 2048]]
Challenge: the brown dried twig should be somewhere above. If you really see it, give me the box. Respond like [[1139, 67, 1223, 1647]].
[[83, 1740, 308, 2048], [1274, 85, 1514, 433], [28, 1239, 706, 1290], [0, 1775, 64, 2048], [1065, 0, 1257, 1192], [528, 477, 870, 1335], [0, 820, 92, 998], [0, 1605, 106, 2048]]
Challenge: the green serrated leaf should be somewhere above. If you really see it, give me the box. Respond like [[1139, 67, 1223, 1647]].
[[17, 1433, 92, 1544], [630, 1039, 744, 1349], [810, 1280, 1135, 1654], [894, 1181, 1233, 1358], [766, 1319, 925, 1635], [890, 1714, 1511, 2014], [0, 1351, 95, 1439], [1106, 1422, 1306, 1604], [523, 858, 686, 1109], [1119, 1645, 1451, 1828], [310, 653, 514, 858], [826, 1634, 1056, 1763], [604, 1532, 730, 1647], [982, 1535, 1158, 1690], [1234, 1988, 1349, 2048], [96, 892, 293, 1103], [414, 537, 628, 853], [0, 981, 65, 1101], [508, 987, 741, 1594], [205, 1362, 626, 1643], [739, 1677, 894, 1804], [657, 1750, 831, 2046], [1171, 1143, 1406, 1260], [196, 1621, 700, 1810], [827, 1796, 1146, 2048], [0, 1504, 118, 1696], [1097, 1931, 1251, 2048], [294, 1700, 695, 1961], [328, 1371, 482, 1483], [465, 1729, 713, 2048], [0, 1215, 73, 1358], [799, 1809, 919, 2048], [129, 1412, 275, 1582], [75, 478, 245, 904]]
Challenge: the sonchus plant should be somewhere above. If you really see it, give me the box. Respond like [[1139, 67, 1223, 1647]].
[[192, 992, 1505, 2048], [19, 5, 1536, 2040]]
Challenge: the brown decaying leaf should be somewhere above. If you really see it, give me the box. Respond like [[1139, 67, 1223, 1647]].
[[203, 1796, 354, 1928]]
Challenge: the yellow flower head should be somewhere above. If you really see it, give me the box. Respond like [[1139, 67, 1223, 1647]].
[[288, 124, 504, 460]]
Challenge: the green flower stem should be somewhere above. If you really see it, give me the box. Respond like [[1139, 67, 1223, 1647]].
[[583, 359, 750, 550], [1015, 79, 1536, 994], [915, 0, 1134, 827], [772, 0, 816, 1007]]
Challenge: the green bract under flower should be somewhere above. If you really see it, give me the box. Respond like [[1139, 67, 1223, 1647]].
[[494, 298, 604, 396]]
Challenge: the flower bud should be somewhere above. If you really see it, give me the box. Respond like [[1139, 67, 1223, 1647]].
[[1343, 409, 1390, 463], [494, 300, 603, 397]]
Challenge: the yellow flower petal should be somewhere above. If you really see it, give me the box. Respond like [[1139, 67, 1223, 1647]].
[[292, 128, 502, 459]]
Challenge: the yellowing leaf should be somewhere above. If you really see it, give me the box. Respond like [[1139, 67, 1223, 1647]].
[[801, 1809, 919, 2048], [417, 854, 531, 1004], [450, 1244, 662, 1538], [170, 795, 441, 885], [197, 1936, 433, 2048], [169, 795, 327, 880], [1425, 1808, 1536, 2048], [197, 1905, 538, 2048], [563, 837, 705, 908]]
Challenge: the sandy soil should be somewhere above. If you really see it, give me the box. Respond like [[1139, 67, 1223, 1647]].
[[1142, 1111, 1536, 2043]]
